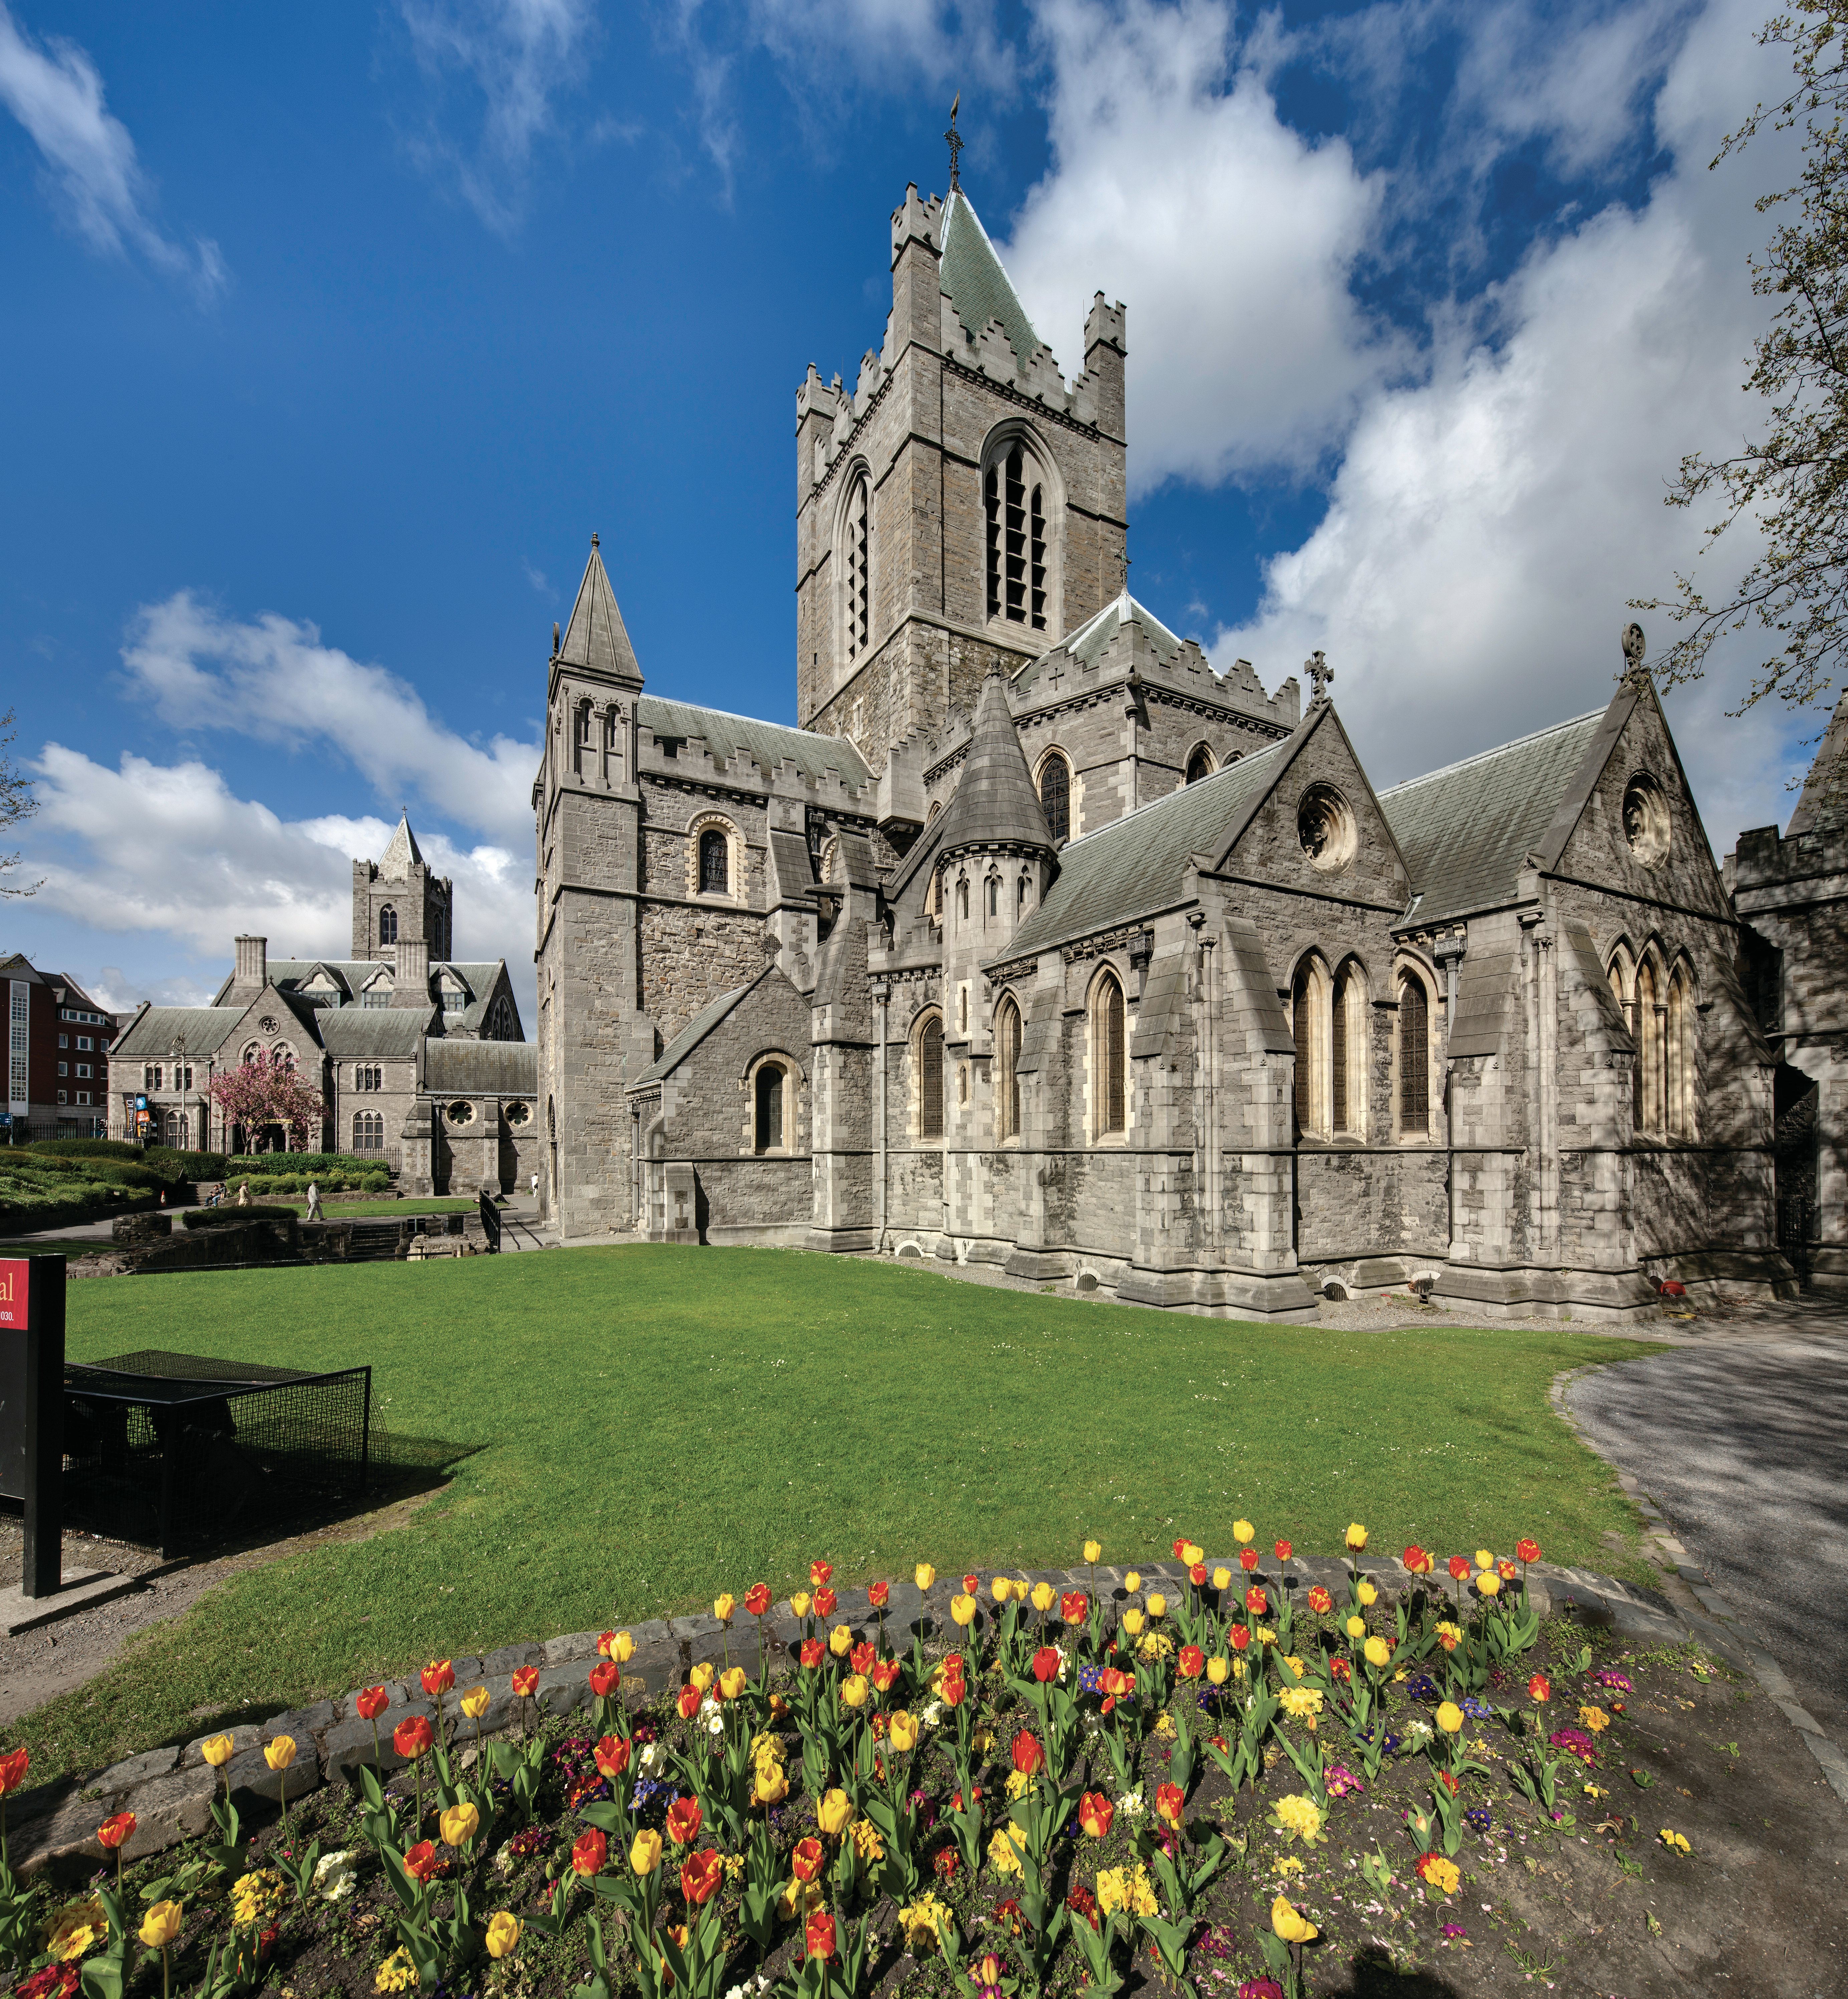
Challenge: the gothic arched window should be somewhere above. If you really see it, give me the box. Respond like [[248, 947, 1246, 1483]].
[[1666, 962, 1695, 1138], [699, 828, 729, 895], [996, 995, 1022, 1141], [1397, 971, 1430, 1137], [1091, 970, 1126, 1137], [916, 1012, 944, 1141], [1292, 956, 1332, 1140], [1636, 957, 1663, 1134], [1332, 960, 1366, 1138], [1185, 744, 1215, 784], [379, 905, 398, 946], [1038, 752, 1071, 843], [986, 442, 1047, 629], [843, 472, 871, 666], [754, 1061, 787, 1152]]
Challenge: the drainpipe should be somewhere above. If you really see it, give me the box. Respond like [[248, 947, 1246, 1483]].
[[873, 981, 889, 1250], [1433, 930, 1466, 1261]]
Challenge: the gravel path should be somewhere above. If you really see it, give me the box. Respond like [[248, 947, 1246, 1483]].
[[1567, 1324, 1848, 1753]]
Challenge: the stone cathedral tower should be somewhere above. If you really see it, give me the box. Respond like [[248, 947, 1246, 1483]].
[[794, 185, 1128, 771], [352, 813, 452, 964]]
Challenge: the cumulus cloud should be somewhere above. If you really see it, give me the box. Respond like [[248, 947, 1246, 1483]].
[[1000, 0, 1395, 488], [1209, 0, 1808, 842], [398, 0, 601, 231], [0, 2, 225, 299], [120, 592, 539, 849], [26, 746, 536, 1019]]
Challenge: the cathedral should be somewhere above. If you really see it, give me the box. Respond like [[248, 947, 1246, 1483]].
[[533, 173, 1801, 1320]]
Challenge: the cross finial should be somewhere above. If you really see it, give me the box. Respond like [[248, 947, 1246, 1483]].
[[945, 93, 963, 193], [1306, 650, 1333, 704]]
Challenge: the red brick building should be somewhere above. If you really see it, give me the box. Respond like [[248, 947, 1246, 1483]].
[[2, 954, 120, 1140]]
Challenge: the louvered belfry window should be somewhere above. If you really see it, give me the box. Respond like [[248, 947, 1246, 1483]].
[[986, 444, 1046, 631], [846, 475, 870, 662]]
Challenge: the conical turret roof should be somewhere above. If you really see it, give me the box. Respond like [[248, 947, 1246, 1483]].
[[932, 669, 1054, 858], [559, 535, 643, 685], [377, 811, 424, 879]]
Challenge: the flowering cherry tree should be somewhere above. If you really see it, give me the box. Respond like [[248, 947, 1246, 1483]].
[[207, 1049, 325, 1151]]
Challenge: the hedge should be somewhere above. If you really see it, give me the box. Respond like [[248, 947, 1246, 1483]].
[[182, 1205, 298, 1228], [225, 1152, 380, 1176]]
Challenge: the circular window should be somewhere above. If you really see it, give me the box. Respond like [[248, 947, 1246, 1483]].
[[504, 1100, 531, 1128], [1622, 773, 1670, 868], [447, 1100, 476, 1126], [258, 1015, 279, 1033], [1298, 784, 1357, 872]]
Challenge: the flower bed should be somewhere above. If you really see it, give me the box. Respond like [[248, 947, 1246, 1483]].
[[0, 1535, 1833, 1997]]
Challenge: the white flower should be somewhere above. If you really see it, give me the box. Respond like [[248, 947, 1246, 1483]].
[[920, 1702, 943, 1730], [313, 1850, 357, 1902], [639, 1742, 660, 1770], [707, 1714, 725, 1736], [1117, 1787, 1146, 1816]]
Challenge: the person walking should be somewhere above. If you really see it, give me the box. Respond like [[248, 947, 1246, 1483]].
[[529, 1170, 538, 1202], [305, 1178, 323, 1221]]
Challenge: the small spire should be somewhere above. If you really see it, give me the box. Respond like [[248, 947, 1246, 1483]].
[[591, 530, 600, 549], [945, 93, 963, 193]]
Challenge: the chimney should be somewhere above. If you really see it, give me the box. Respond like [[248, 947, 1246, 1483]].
[[394, 937, 430, 1008], [234, 935, 267, 994]]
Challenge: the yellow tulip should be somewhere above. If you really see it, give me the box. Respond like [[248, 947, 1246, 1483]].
[[1345, 1616, 1365, 1639], [1270, 1896, 1318, 1945], [755, 1763, 789, 1805], [1125, 1570, 1142, 1593], [460, 1686, 489, 1720], [951, 1593, 977, 1627], [1146, 1592, 1167, 1619], [1345, 1523, 1369, 1552], [829, 1624, 852, 1657], [719, 1665, 747, 1701], [1206, 1656, 1229, 1686], [1030, 1582, 1056, 1614], [263, 1736, 296, 1772], [485, 1912, 521, 1960], [889, 1711, 919, 1752], [1435, 1701, 1463, 1735], [201, 1734, 234, 1768], [1212, 1566, 1231, 1590], [840, 1674, 870, 1708], [1363, 1636, 1391, 1669], [991, 1577, 1011, 1604], [714, 1593, 736, 1624], [1122, 1609, 1145, 1637], [138, 1901, 183, 1950], [1180, 1541, 1203, 1565], [790, 1591, 812, 1619], [610, 1632, 635, 1664], [915, 1564, 936, 1590], [1083, 1540, 1101, 1563], [1478, 1572, 1502, 1596], [816, 1789, 853, 1838], [689, 1662, 714, 1693], [1474, 1550, 1494, 1572], [1233, 1520, 1254, 1544], [631, 1829, 663, 1875], [440, 1801, 480, 1848], [1356, 1580, 1377, 1606]]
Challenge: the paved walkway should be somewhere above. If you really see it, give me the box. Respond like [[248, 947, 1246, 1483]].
[[1567, 1316, 1848, 1757]]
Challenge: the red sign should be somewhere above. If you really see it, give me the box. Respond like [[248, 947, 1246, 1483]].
[[0, 1257, 27, 1328]]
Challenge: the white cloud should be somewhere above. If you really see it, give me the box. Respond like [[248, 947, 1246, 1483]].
[[0, 2, 225, 299], [25, 747, 536, 1021], [998, 0, 1396, 490], [398, 0, 600, 231], [1200, 0, 1812, 844], [120, 592, 539, 849]]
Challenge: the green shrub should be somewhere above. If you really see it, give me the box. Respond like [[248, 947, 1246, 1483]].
[[85, 1160, 167, 1191], [145, 1146, 229, 1181], [23, 1138, 145, 1163], [363, 1172, 390, 1192], [225, 1152, 377, 1177], [182, 1205, 297, 1229]]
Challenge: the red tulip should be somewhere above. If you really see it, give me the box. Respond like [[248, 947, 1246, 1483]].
[[97, 1812, 135, 1850], [810, 1560, 833, 1589], [1031, 1646, 1061, 1683], [1011, 1729, 1046, 1776], [1155, 1782, 1183, 1829], [666, 1797, 702, 1847], [1172, 1538, 1189, 1559], [1240, 1548, 1259, 1572], [1307, 1585, 1332, 1614], [682, 1849, 724, 1907], [511, 1667, 539, 1698], [421, 1660, 455, 1697], [1061, 1591, 1088, 1623], [1402, 1546, 1432, 1575], [745, 1583, 771, 1617], [791, 1835, 825, 1882], [589, 1663, 621, 1699], [356, 1686, 389, 1721], [1078, 1791, 1114, 1838], [0, 1747, 28, 1796], [572, 1828, 608, 1877], [850, 1641, 876, 1676], [872, 1659, 901, 1692], [1330, 1656, 1352, 1683], [594, 1735, 631, 1780], [393, 1715, 434, 1760], [403, 1840, 440, 1882], [1516, 1538, 1542, 1565], [1448, 1556, 1471, 1581], [1230, 1625, 1251, 1652], [805, 1910, 837, 1961], [962, 1574, 980, 1596], [597, 1630, 621, 1658], [1275, 1540, 1293, 1563], [800, 1639, 824, 1669], [1178, 1645, 1205, 1680], [1245, 1586, 1267, 1615], [814, 1588, 838, 1619], [868, 1581, 890, 1608], [1188, 1562, 1207, 1586], [941, 1672, 967, 1708], [1528, 1673, 1551, 1704], [677, 1685, 701, 1720]]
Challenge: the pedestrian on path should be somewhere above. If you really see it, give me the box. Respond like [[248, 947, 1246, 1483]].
[[529, 1171, 538, 1201], [305, 1179, 323, 1221]]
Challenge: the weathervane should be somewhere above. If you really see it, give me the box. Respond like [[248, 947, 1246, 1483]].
[[945, 93, 963, 193], [1306, 650, 1333, 704]]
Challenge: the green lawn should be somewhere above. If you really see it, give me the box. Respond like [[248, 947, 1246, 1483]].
[[18, 1247, 1659, 1780], [268, 1197, 484, 1218]]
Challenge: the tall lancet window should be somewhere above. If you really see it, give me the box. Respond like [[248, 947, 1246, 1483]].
[[986, 443, 1047, 630], [844, 473, 871, 665]]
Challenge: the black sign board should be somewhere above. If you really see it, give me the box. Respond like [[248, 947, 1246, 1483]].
[[0, 1255, 66, 1596]]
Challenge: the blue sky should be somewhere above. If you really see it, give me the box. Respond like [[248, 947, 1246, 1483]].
[[0, 0, 1813, 1020]]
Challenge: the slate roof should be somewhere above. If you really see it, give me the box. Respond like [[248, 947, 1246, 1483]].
[[634, 982, 753, 1086], [559, 538, 643, 683], [425, 1040, 538, 1095], [931, 671, 1053, 859], [110, 1006, 248, 1059], [375, 812, 425, 879], [263, 960, 503, 1004], [1786, 686, 1848, 836], [939, 191, 1046, 368], [999, 741, 1289, 960], [1010, 592, 1189, 704], [317, 1011, 433, 1059], [638, 696, 871, 790], [1379, 711, 1607, 926]]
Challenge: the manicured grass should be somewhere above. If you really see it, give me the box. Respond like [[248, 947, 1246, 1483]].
[[17, 1247, 1660, 1780], [266, 1197, 484, 1218]]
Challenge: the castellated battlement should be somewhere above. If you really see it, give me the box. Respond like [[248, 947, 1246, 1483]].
[[634, 722, 872, 815]]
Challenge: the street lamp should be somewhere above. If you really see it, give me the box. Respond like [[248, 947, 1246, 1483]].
[[170, 1033, 188, 1153]]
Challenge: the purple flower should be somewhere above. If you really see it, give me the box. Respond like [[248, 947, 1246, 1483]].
[[1440, 1922, 1467, 1939], [1588, 1668, 1633, 1692], [1236, 1983, 1285, 1999], [1325, 1764, 1366, 1797]]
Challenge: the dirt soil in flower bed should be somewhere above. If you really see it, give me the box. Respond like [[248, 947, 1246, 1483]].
[[13, 1610, 1844, 1999]]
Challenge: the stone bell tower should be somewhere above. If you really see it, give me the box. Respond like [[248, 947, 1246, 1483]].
[[352, 813, 452, 965]]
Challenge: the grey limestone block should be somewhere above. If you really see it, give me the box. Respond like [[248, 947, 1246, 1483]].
[[180, 1723, 262, 1771], [97, 1745, 180, 1793], [224, 1743, 323, 1809], [482, 1641, 546, 1677], [323, 1715, 398, 1784], [449, 1688, 518, 1741], [619, 1643, 679, 1704], [544, 1630, 605, 1665], [533, 1662, 595, 1719], [113, 1765, 219, 1859], [264, 1700, 337, 1746]]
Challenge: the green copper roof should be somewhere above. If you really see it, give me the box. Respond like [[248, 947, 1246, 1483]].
[[1380, 711, 1605, 924], [940, 191, 1045, 369], [639, 696, 871, 791]]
